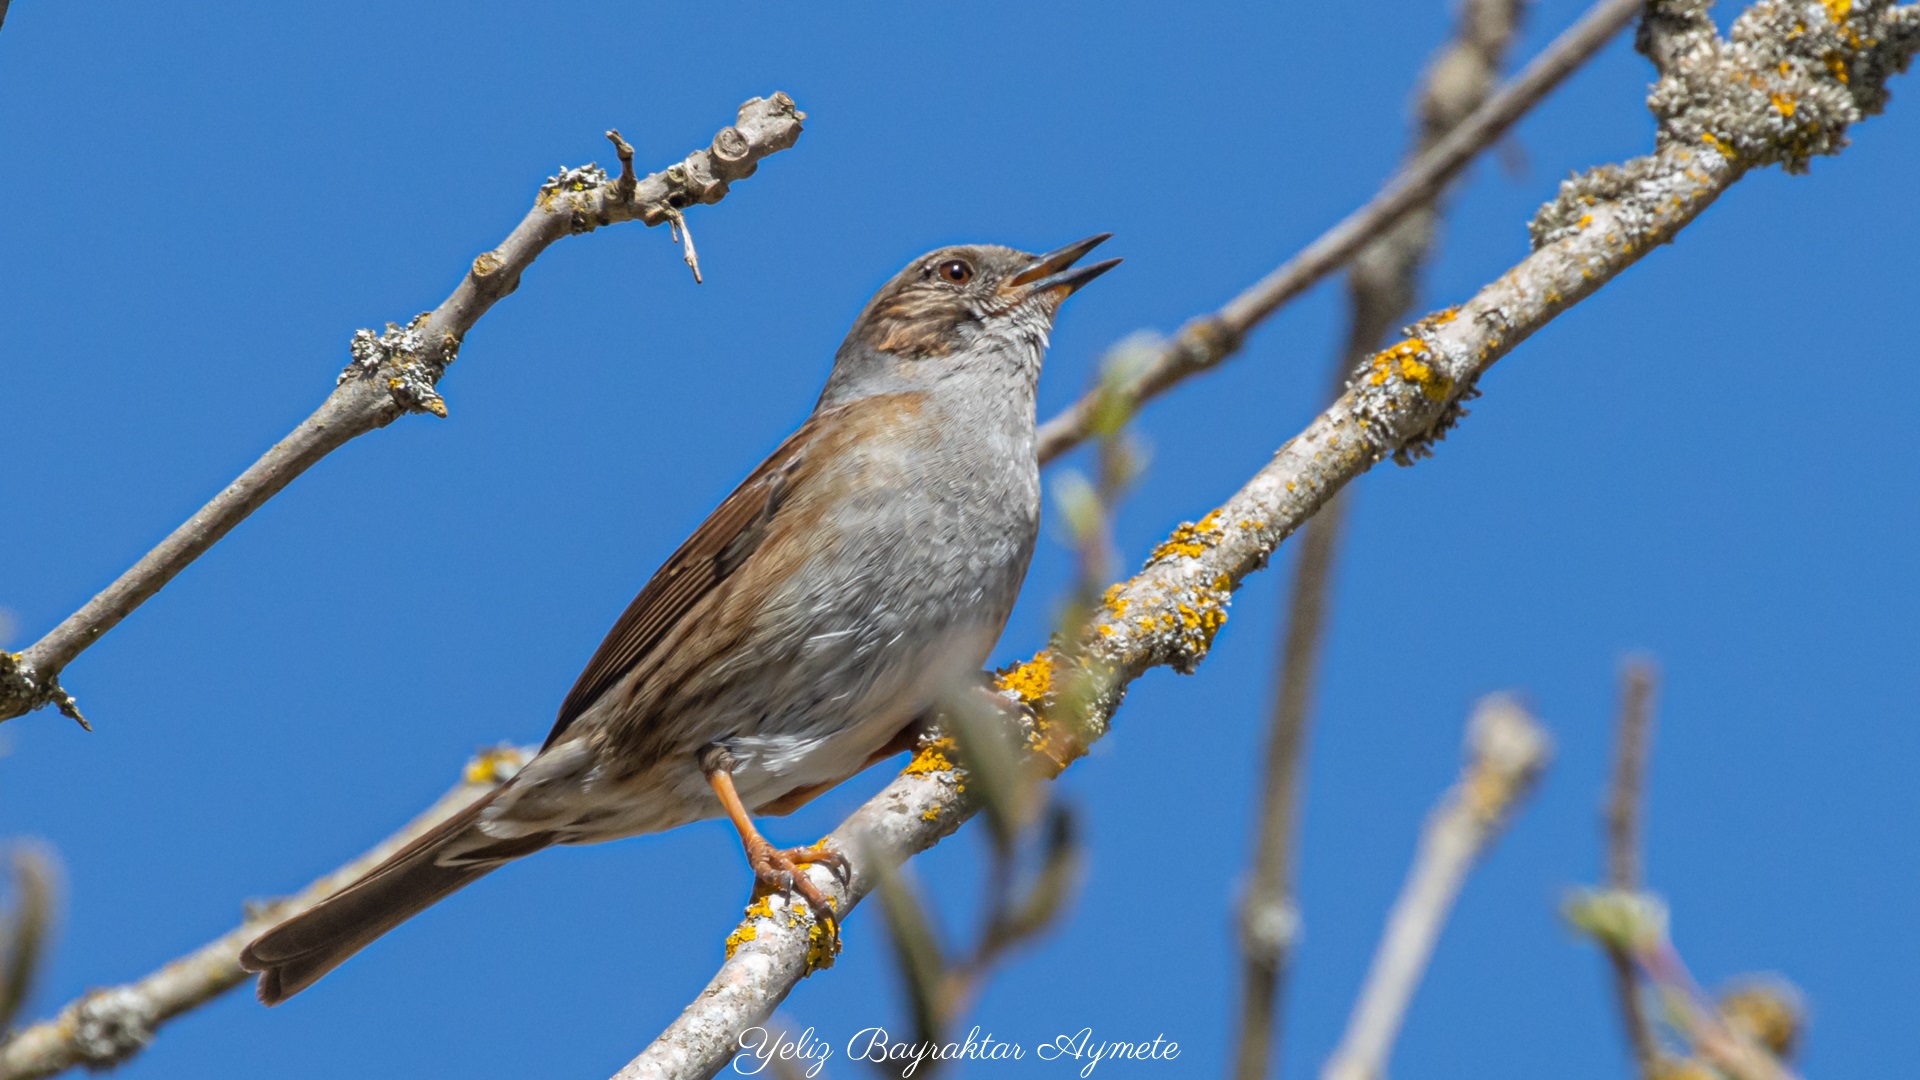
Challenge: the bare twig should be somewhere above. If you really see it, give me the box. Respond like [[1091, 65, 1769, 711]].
[[1320, 697, 1550, 1080], [1033, 0, 1641, 464], [0, 94, 805, 727], [1603, 659, 1661, 1076], [614, 5, 1919, 1075], [0, 748, 531, 1079], [1233, 3, 1530, 1076]]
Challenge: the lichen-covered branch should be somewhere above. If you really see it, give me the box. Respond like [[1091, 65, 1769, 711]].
[[1032, 0, 1640, 465], [615, 5, 1919, 1076], [1233, 4, 1530, 1077], [1320, 697, 1550, 1080], [0, 748, 531, 1079], [0, 94, 805, 728]]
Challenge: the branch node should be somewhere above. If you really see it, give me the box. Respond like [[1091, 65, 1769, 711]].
[[0, 653, 88, 730], [64, 987, 158, 1070], [606, 128, 637, 201], [340, 318, 455, 418]]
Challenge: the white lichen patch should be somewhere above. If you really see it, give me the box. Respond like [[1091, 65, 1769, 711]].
[[339, 315, 451, 418]]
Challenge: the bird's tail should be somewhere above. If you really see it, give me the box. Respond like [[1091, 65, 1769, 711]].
[[240, 790, 553, 1004]]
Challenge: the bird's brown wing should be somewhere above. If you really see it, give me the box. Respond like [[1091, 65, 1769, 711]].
[[542, 412, 822, 748]]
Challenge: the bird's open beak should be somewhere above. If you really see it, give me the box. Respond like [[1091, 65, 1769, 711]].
[[1005, 233, 1121, 298]]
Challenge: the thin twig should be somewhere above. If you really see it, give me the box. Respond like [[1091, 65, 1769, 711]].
[[0, 748, 532, 1079], [1319, 697, 1551, 1080], [1032, 0, 1643, 464], [614, 5, 1919, 1074], [1603, 659, 1661, 1075], [0, 94, 805, 727], [1233, 3, 1530, 1076]]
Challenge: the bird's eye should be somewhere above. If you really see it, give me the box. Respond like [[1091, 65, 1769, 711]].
[[937, 258, 974, 284]]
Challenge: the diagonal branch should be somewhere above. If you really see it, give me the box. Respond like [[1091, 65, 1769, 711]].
[[1233, 3, 1532, 1076], [0, 94, 806, 728], [0, 748, 532, 1079], [616, 3, 1920, 1075], [1032, 0, 1641, 465], [1320, 696, 1551, 1080]]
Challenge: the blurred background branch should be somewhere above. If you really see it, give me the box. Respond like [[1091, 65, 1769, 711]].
[[0, 846, 58, 1041], [1231, 1, 1531, 1075], [1604, 659, 1662, 1076], [1319, 696, 1550, 1080], [1570, 660, 1808, 1080]]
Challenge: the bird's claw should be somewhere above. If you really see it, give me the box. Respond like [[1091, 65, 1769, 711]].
[[745, 839, 846, 939]]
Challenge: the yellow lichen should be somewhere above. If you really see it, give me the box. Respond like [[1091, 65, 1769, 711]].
[[902, 737, 955, 776], [1575, 213, 1593, 229], [922, 804, 942, 821], [724, 895, 780, 959], [470, 250, 504, 278], [1771, 92, 1797, 117], [1700, 131, 1738, 160], [1102, 583, 1130, 619], [804, 916, 840, 971], [1366, 339, 1453, 402], [1821, 0, 1851, 24], [1149, 510, 1225, 562], [1825, 51, 1850, 83], [994, 651, 1055, 705], [462, 745, 524, 785]]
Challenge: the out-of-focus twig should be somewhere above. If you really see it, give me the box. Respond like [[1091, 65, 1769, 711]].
[[1603, 659, 1661, 1076], [1232, 3, 1530, 1076], [0, 95, 805, 728], [0, 747, 531, 1079], [0, 847, 58, 1037], [1568, 892, 1801, 1080], [1320, 697, 1551, 1080], [1033, 0, 1642, 464]]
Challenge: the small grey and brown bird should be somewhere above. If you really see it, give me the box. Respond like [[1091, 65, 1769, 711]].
[[240, 235, 1119, 1003]]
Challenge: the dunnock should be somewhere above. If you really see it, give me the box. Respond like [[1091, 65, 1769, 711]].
[[241, 235, 1119, 1003]]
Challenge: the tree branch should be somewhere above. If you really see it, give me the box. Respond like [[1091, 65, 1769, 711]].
[[0, 748, 532, 1079], [615, 4, 1919, 1075], [1603, 659, 1661, 1076], [0, 94, 806, 728], [1320, 696, 1550, 1080], [1032, 0, 1641, 465], [1233, 3, 1531, 1076]]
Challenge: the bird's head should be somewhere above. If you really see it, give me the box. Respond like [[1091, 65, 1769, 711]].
[[820, 235, 1118, 406]]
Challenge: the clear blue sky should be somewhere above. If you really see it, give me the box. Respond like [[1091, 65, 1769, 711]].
[[3, 1, 1917, 1077]]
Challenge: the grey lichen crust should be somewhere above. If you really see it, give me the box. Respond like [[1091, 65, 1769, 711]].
[[338, 315, 456, 418], [1535, 0, 1920, 247]]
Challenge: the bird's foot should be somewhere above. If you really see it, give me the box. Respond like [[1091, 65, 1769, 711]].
[[745, 838, 847, 957]]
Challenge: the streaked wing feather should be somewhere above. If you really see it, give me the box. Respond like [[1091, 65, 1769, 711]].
[[543, 419, 815, 747]]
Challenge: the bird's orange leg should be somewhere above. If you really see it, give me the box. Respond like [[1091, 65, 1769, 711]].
[[701, 749, 849, 941]]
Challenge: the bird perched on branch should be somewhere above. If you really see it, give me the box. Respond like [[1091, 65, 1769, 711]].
[[241, 235, 1119, 1003]]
